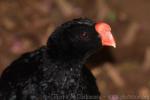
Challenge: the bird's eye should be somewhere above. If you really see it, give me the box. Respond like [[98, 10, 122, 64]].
[[80, 32, 88, 39]]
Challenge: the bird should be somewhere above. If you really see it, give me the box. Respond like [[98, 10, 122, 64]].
[[86, 46, 116, 67], [0, 18, 116, 100]]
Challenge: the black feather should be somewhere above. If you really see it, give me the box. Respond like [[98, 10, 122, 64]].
[[0, 18, 101, 100]]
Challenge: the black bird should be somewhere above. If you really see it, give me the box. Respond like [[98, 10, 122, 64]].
[[0, 18, 116, 100]]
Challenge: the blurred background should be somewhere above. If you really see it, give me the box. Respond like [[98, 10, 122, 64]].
[[0, 0, 150, 99]]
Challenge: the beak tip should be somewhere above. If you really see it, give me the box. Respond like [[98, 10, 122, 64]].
[[113, 44, 116, 48]]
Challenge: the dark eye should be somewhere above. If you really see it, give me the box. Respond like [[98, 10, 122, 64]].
[[80, 32, 88, 39]]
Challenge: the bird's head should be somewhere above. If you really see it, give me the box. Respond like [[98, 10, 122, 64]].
[[47, 18, 116, 61]]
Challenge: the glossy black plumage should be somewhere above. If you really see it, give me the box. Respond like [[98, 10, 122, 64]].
[[0, 18, 101, 100]]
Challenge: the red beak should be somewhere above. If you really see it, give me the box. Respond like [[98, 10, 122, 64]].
[[95, 22, 116, 48]]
